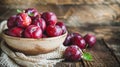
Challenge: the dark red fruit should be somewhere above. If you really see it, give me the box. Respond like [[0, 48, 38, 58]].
[[7, 27, 23, 37], [32, 17, 46, 31], [63, 33, 82, 46], [64, 45, 81, 61], [42, 34, 47, 38], [25, 8, 39, 20], [16, 13, 32, 28], [63, 33, 73, 46], [41, 12, 57, 26], [72, 33, 82, 38], [72, 36, 86, 49], [84, 34, 96, 47], [70, 33, 82, 42], [24, 25, 42, 38], [56, 22, 67, 34], [46, 25, 62, 37], [7, 15, 16, 28]]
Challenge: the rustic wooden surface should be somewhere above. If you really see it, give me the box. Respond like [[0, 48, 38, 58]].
[[0, 6, 120, 67], [1, 0, 120, 7]]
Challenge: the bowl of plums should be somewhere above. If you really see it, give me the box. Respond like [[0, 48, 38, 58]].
[[1, 8, 67, 55]]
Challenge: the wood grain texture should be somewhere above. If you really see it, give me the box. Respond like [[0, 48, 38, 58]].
[[55, 61, 84, 67], [83, 40, 120, 67], [65, 5, 120, 27], [103, 28, 120, 64], [67, 26, 120, 39], [1, 0, 120, 6], [103, 39, 120, 65]]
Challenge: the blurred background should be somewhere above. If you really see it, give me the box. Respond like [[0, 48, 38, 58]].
[[0, 0, 120, 40], [0, 0, 120, 26]]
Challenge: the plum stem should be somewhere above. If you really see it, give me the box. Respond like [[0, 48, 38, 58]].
[[78, 48, 83, 55]]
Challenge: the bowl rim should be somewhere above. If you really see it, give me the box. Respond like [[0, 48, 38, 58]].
[[2, 31, 68, 40]]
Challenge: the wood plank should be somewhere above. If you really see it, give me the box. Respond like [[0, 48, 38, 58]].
[[1, 9, 17, 20], [83, 39, 120, 67], [0, 7, 10, 20], [66, 26, 120, 40], [0, 0, 120, 6], [103, 39, 120, 64], [93, 26, 120, 40], [55, 61, 84, 67], [65, 5, 119, 27], [103, 34, 120, 64]]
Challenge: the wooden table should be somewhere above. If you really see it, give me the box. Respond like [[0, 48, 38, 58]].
[[0, 7, 120, 67]]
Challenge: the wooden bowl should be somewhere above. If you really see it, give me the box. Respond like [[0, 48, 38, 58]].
[[1, 32, 67, 55]]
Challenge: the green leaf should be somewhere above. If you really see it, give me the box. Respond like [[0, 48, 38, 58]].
[[82, 52, 93, 61], [17, 9, 22, 13], [28, 12, 34, 16]]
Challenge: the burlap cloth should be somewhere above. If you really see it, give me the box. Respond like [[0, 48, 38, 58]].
[[0, 21, 66, 67]]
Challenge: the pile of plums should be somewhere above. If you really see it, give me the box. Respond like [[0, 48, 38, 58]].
[[5, 8, 67, 38], [5, 8, 96, 61], [63, 33, 96, 61]]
